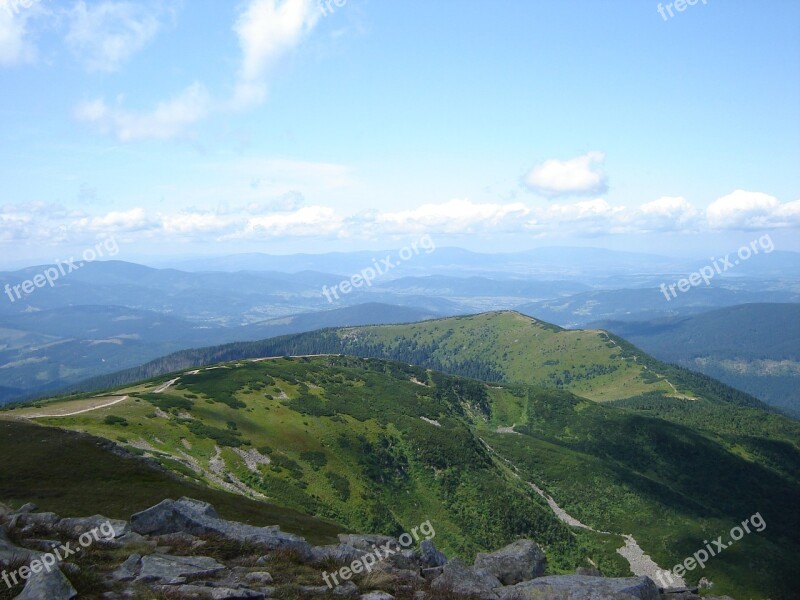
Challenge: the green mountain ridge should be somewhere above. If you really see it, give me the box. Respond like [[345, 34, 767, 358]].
[[2, 312, 799, 598]]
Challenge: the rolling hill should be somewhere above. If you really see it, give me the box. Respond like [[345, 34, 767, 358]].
[[3, 354, 798, 599], [0, 303, 440, 404]]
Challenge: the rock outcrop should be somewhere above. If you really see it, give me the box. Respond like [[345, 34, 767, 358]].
[[0, 498, 720, 599]]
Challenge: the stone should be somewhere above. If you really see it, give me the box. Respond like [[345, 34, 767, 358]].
[[496, 575, 660, 600], [474, 539, 546, 585], [16, 512, 60, 529], [136, 553, 226, 583], [14, 503, 37, 515], [359, 593, 395, 600], [419, 540, 447, 568], [163, 585, 266, 599], [338, 533, 398, 552], [432, 557, 501, 599], [110, 553, 142, 582], [311, 543, 367, 564], [0, 526, 39, 564], [333, 581, 359, 596], [57, 516, 128, 539], [130, 498, 310, 555], [13, 566, 77, 600], [576, 566, 602, 576], [244, 571, 274, 584]]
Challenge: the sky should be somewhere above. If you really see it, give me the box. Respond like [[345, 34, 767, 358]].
[[1, 0, 799, 266]]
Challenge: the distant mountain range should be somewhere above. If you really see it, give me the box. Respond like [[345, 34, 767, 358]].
[[1, 250, 797, 407]]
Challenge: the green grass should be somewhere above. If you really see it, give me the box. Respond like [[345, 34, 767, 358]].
[[3, 354, 798, 598], [0, 419, 344, 545]]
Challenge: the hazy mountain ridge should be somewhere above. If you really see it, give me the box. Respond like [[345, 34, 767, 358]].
[[591, 303, 800, 415], [0, 303, 440, 404]]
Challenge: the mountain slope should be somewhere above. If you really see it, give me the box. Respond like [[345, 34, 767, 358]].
[[0, 303, 440, 404], [4, 355, 798, 599], [591, 303, 800, 415]]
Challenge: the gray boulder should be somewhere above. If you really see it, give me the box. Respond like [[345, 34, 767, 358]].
[[360, 593, 395, 600], [13, 567, 77, 600], [130, 497, 310, 554], [311, 543, 367, 564], [338, 533, 398, 552], [57, 515, 128, 539], [432, 557, 502, 599], [110, 553, 142, 581], [136, 553, 226, 583], [333, 581, 359, 596], [419, 540, 447, 568], [0, 527, 39, 564], [474, 539, 546, 585], [162, 584, 266, 599], [497, 575, 660, 600]]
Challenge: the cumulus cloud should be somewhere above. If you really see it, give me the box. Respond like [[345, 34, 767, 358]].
[[240, 205, 342, 238], [527, 199, 625, 235], [6, 189, 800, 248], [634, 196, 700, 232], [65, 1, 163, 72], [374, 199, 529, 235], [231, 0, 321, 108], [74, 82, 212, 141], [524, 151, 608, 197], [72, 207, 156, 233], [706, 190, 800, 230]]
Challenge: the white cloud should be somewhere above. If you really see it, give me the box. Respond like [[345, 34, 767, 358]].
[[241, 205, 342, 238], [524, 151, 608, 197], [6, 189, 800, 249], [72, 0, 322, 141], [162, 212, 235, 235], [65, 1, 163, 72], [374, 199, 529, 234], [527, 198, 626, 235], [0, 3, 37, 66], [634, 196, 700, 232], [74, 82, 212, 141], [706, 190, 800, 230], [231, 0, 321, 108], [72, 207, 156, 232]]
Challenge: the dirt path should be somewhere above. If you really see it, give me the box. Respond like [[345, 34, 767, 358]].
[[479, 436, 684, 587], [27, 395, 129, 418], [153, 378, 180, 393]]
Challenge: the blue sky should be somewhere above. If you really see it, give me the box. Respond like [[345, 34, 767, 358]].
[[1, 0, 799, 265]]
